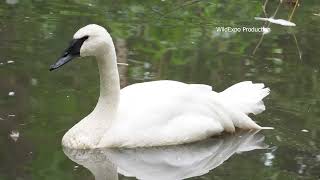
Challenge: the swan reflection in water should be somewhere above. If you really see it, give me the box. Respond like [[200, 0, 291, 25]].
[[63, 130, 267, 180]]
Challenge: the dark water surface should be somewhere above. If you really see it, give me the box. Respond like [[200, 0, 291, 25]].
[[0, 0, 319, 179]]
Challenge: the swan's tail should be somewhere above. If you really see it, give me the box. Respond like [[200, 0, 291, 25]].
[[219, 81, 273, 130]]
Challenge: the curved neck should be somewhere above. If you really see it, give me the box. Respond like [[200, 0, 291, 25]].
[[94, 43, 120, 117]]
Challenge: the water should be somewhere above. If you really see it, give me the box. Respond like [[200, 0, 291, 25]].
[[0, 0, 319, 179]]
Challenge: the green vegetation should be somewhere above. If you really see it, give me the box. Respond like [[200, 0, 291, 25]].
[[0, 0, 319, 179]]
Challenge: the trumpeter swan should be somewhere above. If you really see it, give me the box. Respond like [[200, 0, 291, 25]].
[[50, 24, 272, 149]]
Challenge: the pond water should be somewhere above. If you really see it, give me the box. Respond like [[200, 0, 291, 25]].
[[0, 0, 319, 179]]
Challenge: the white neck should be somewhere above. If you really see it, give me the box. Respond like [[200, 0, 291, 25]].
[[62, 42, 120, 148], [92, 42, 120, 123]]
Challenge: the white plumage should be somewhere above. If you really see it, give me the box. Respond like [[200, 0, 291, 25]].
[[101, 80, 270, 147], [52, 24, 271, 149]]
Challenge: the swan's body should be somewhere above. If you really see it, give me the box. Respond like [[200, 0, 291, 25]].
[[50, 24, 271, 149]]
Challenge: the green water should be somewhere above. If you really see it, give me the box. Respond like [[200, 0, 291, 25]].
[[0, 0, 320, 179]]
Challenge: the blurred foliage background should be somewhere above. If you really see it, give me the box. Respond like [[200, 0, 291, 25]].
[[0, 0, 319, 179]]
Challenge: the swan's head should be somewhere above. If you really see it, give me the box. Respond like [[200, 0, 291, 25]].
[[50, 24, 113, 71]]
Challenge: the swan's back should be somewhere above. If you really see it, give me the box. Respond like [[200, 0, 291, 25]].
[[99, 80, 270, 147]]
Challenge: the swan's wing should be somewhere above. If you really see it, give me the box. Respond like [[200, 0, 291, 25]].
[[101, 80, 269, 147], [102, 80, 232, 147], [117, 80, 223, 125], [118, 80, 216, 126]]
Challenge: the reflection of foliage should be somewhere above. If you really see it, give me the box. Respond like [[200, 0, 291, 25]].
[[0, 0, 319, 179]]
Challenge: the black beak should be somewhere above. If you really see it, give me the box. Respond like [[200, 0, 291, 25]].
[[49, 54, 75, 71], [50, 36, 89, 71]]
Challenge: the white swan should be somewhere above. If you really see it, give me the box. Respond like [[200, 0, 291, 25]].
[[63, 130, 267, 180], [50, 24, 271, 149]]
